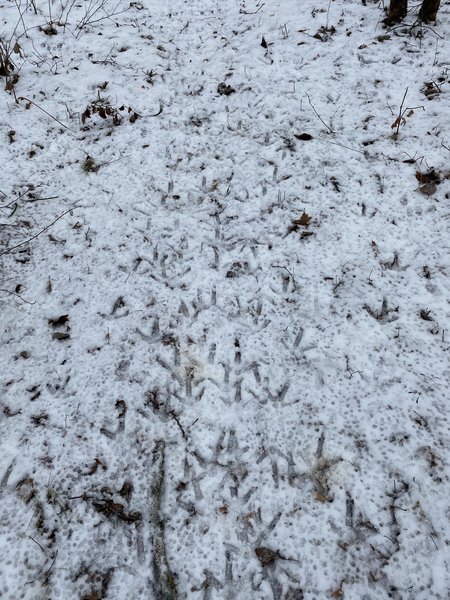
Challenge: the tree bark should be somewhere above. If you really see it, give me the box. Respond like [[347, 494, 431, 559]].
[[419, 0, 440, 22], [386, 0, 408, 25]]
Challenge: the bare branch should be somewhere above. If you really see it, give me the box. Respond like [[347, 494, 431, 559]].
[[306, 93, 334, 134], [0, 207, 76, 256]]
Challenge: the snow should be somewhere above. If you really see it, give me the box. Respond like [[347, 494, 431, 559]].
[[1, 0, 450, 598]]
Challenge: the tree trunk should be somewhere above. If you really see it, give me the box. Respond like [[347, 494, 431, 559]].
[[386, 0, 408, 25], [419, 0, 440, 22]]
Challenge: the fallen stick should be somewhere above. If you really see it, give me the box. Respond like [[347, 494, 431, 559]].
[[150, 440, 177, 600]]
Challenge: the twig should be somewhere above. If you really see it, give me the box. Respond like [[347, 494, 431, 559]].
[[76, 0, 127, 34], [392, 98, 425, 136], [28, 536, 46, 554], [320, 137, 366, 155], [26, 196, 59, 203], [397, 85, 408, 114], [271, 264, 298, 290], [169, 410, 187, 440], [0, 288, 36, 304], [306, 93, 334, 134], [148, 101, 163, 117], [0, 207, 75, 256], [0, 459, 15, 491], [18, 97, 77, 133], [150, 440, 177, 600], [394, 87, 408, 136], [13, 0, 29, 38], [44, 550, 58, 575], [325, 0, 332, 30], [179, 21, 189, 33], [387, 18, 444, 40]]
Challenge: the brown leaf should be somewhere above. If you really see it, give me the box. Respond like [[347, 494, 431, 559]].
[[297, 212, 312, 227], [16, 477, 36, 503], [415, 169, 440, 184], [261, 36, 268, 48], [286, 587, 304, 600], [419, 309, 433, 321], [330, 176, 340, 192], [315, 491, 331, 502], [115, 399, 127, 417], [217, 82, 235, 96], [119, 480, 133, 500], [418, 183, 437, 196], [294, 133, 313, 141], [391, 116, 405, 129], [422, 81, 440, 97], [176, 481, 186, 493], [52, 332, 70, 340], [48, 314, 69, 327], [92, 499, 141, 523], [255, 547, 281, 567], [86, 458, 106, 475], [5, 77, 18, 92]]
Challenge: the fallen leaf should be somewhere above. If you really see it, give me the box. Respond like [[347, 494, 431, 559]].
[[391, 116, 405, 129], [255, 547, 281, 567], [217, 82, 235, 96], [48, 314, 69, 327], [415, 169, 440, 184], [294, 133, 313, 141], [296, 212, 312, 227], [419, 309, 433, 321], [315, 491, 331, 502], [52, 332, 70, 340], [418, 183, 437, 196]]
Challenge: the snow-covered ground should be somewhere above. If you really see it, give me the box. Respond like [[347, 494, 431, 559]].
[[1, 0, 450, 598]]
